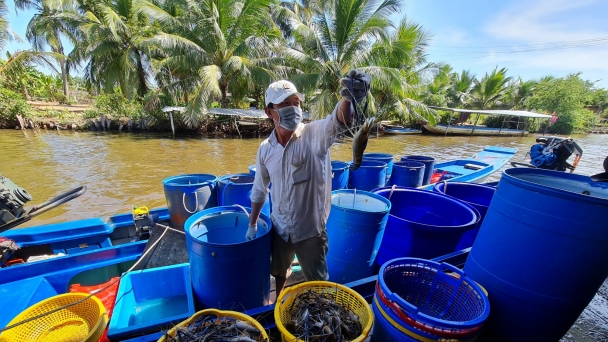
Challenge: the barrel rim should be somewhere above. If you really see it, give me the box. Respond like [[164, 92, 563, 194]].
[[362, 153, 394, 160], [433, 182, 496, 208], [218, 173, 255, 184], [184, 206, 272, 247], [353, 159, 388, 168], [401, 155, 436, 162], [330, 189, 391, 214], [503, 168, 608, 203], [393, 161, 426, 169], [378, 257, 490, 329], [372, 187, 478, 230], [331, 160, 351, 170], [162, 174, 218, 186]]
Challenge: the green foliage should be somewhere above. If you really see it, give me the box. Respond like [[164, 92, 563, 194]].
[[0, 87, 33, 126], [92, 93, 144, 119], [527, 74, 595, 134]]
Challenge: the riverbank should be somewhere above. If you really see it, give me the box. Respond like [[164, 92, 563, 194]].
[[3, 101, 276, 137]]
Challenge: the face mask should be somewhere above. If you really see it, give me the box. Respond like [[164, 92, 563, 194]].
[[273, 106, 302, 131]]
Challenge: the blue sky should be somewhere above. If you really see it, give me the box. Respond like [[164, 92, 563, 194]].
[[401, 0, 608, 88], [4, 0, 608, 88]]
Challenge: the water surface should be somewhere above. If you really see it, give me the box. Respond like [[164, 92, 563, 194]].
[[1, 129, 606, 227]]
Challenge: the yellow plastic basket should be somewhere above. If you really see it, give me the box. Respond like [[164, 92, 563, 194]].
[[157, 308, 269, 342], [0, 293, 108, 342], [274, 281, 373, 342]]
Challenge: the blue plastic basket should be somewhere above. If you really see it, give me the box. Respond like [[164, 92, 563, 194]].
[[377, 258, 490, 334]]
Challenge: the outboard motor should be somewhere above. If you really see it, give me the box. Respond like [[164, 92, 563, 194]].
[[528, 136, 583, 172], [0, 175, 33, 227]]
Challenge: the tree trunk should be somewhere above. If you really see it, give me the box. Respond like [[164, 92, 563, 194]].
[[135, 50, 148, 98], [60, 61, 69, 100], [220, 84, 229, 108], [21, 81, 29, 100]]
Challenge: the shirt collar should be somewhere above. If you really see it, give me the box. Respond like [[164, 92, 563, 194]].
[[268, 123, 304, 146]]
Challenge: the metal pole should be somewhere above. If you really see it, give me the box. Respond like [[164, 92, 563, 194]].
[[521, 117, 530, 137], [169, 112, 175, 137], [445, 109, 454, 137], [498, 115, 507, 135], [470, 113, 481, 136]]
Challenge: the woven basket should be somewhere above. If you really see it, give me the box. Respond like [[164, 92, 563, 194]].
[[0, 293, 107, 342], [274, 281, 373, 342], [157, 308, 269, 342]]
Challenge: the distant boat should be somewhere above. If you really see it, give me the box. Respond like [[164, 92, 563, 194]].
[[424, 107, 553, 137], [379, 123, 421, 135], [381, 127, 422, 135]]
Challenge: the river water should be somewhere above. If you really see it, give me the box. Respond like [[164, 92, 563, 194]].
[[1, 129, 608, 340], [1, 129, 607, 227]]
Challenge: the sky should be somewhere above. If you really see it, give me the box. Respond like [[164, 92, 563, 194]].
[[3, 0, 608, 88], [401, 0, 608, 88]]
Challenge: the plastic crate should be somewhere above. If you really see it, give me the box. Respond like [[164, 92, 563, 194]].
[[107, 263, 195, 340]]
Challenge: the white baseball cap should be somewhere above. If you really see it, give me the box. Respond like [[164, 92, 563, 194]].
[[265, 80, 305, 107]]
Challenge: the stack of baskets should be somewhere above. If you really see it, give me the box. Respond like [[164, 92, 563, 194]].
[[0, 293, 108, 342], [373, 257, 490, 341]]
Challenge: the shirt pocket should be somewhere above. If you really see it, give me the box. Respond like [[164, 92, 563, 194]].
[[292, 159, 311, 185]]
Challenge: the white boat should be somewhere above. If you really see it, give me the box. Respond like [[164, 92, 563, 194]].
[[424, 107, 553, 137]]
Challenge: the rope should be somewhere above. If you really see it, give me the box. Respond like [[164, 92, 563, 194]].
[[231, 204, 250, 218], [182, 192, 198, 214], [0, 223, 180, 333], [387, 184, 397, 201]]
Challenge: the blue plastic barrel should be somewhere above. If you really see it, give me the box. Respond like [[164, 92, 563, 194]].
[[373, 258, 490, 342], [326, 189, 391, 284], [363, 153, 394, 182], [401, 156, 435, 185], [185, 206, 272, 310], [372, 187, 478, 265], [219, 173, 269, 217], [390, 161, 425, 187], [349, 160, 387, 191], [433, 182, 496, 250], [464, 168, 608, 342], [331, 161, 350, 190], [248, 164, 256, 175], [163, 174, 218, 231]]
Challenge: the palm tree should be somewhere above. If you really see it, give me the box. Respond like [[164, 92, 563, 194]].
[[424, 64, 452, 108], [448, 69, 475, 108], [275, 0, 402, 119], [505, 77, 537, 110], [369, 18, 436, 123], [73, 0, 156, 99], [137, 0, 281, 127], [14, 0, 78, 99], [470, 66, 511, 109]]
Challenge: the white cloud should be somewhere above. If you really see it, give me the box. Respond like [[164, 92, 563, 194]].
[[486, 0, 608, 42]]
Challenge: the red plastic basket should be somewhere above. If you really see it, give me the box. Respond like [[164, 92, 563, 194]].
[[69, 277, 120, 342]]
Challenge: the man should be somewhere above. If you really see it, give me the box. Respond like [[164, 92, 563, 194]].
[[247, 71, 371, 298]]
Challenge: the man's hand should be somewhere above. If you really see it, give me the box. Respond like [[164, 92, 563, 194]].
[[245, 223, 258, 241], [340, 69, 371, 104]]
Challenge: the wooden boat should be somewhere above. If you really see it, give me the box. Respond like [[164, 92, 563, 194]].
[[424, 107, 553, 137], [0, 146, 516, 339], [418, 145, 517, 190], [379, 125, 422, 135]]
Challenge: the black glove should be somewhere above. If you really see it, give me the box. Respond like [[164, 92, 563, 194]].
[[340, 69, 371, 104]]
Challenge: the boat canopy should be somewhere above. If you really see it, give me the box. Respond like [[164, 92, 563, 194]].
[[161, 107, 310, 119], [429, 107, 553, 119]]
